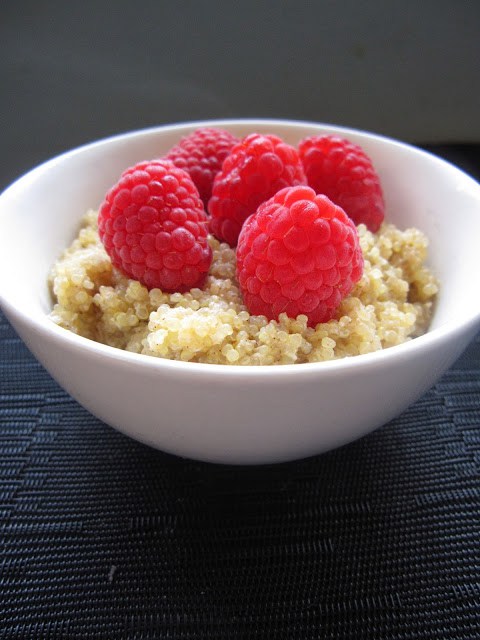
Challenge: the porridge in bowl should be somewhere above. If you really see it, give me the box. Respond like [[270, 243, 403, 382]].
[[48, 129, 438, 365]]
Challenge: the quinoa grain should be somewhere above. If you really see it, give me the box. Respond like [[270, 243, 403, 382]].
[[48, 211, 438, 365]]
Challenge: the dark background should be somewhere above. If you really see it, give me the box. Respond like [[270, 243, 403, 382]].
[[1, 2, 480, 639], [2, 0, 480, 190]]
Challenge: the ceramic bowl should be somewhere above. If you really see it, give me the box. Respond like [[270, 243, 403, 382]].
[[1, 119, 480, 464]]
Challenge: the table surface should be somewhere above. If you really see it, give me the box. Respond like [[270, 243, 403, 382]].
[[1, 145, 479, 639]]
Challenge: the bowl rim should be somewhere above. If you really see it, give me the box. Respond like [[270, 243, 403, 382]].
[[1, 117, 480, 378]]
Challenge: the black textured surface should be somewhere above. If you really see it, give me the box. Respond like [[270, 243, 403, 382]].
[[1, 311, 480, 639]]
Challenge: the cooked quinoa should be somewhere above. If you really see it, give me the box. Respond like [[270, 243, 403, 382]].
[[48, 209, 438, 365]]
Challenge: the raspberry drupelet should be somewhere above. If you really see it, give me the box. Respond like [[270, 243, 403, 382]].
[[98, 159, 212, 292], [208, 133, 307, 246], [298, 135, 385, 232], [165, 127, 238, 208], [236, 185, 364, 327]]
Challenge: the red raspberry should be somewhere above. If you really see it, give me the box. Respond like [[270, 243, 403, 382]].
[[236, 186, 363, 327], [98, 159, 212, 292], [165, 127, 238, 208], [298, 135, 385, 232], [208, 133, 307, 246]]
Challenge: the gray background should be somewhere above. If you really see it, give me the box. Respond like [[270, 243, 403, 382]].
[[2, 0, 479, 188]]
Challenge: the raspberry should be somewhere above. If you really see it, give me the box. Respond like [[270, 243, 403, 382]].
[[236, 185, 363, 327], [165, 127, 238, 208], [98, 159, 212, 292], [298, 135, 385, 232], [208, 133, 307, 246]]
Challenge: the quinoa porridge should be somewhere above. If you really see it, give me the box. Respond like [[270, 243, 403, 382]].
[[48, 209, 438, 365]]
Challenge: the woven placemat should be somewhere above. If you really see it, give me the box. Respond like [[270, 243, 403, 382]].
[[1, 308, 479, 639]]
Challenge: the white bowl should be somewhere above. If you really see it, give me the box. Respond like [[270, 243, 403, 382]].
[[1, 119, 480, 464]]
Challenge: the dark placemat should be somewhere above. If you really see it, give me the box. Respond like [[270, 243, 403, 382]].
[[1, 147, 480, 639]]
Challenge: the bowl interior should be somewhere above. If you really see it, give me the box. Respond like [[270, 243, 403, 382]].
[[1, 119, 480, 341]]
